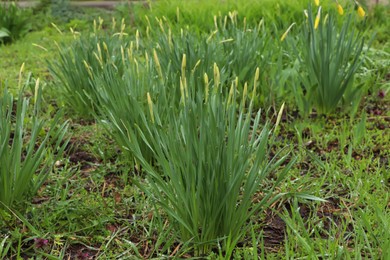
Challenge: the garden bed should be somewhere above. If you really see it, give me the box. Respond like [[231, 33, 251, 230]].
[[0, 0, 389, 259]]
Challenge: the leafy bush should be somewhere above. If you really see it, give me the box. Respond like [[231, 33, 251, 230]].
[[0, 2, 30, 44], [0, 78, 69, 210]]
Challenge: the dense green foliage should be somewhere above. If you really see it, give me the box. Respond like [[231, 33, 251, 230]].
[[0, 77, 68, 209], [0, 0, 389, 259], [0, 2, 30, 44], [49, 33, 129, 118], [292, 7, 366, 115]]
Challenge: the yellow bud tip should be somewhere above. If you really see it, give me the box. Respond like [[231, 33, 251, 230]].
[[314, 0, 320, 7], [280, 23, 296, 42], [357, 6, 365, 18], [314, 17, 320, 29], [181, 54, 186, 69], [147, 92, 154, 123], [337, 4, 344, 15], [314, 7, 322, 29]]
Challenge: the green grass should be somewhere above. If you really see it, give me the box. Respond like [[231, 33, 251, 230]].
[[1, 96, 387, 258], [0, 1, 389, 259], [0, 28, 73, 88]]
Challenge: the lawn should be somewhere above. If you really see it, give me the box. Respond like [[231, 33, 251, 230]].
[[0, 0, 389, 259]]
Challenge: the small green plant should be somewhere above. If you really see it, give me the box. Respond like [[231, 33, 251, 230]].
[[0, 78, 69, 210], [0, 2, 30, 44], [293, 5, 365, 115]]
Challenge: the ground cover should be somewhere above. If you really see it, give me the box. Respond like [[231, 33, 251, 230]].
[[0, 0, 389, 259]]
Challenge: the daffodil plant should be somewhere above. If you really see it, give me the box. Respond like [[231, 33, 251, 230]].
[[0, 78, 69, 210], [293, 4, 365, 115], [94, 50, 294, 255], [49, 21, 130, 118]]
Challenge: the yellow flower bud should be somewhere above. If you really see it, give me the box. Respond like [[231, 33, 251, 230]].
[[147, 92, 154, 123], [314, 16, 320, 29], [280, 23, 296, 42], [357, 6, 365, 18], [314, 0, 320, 6], [337, 4, 344, 15], [314, 7, 322, 29]]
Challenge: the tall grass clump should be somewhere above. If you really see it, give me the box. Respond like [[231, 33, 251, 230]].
[[100, 63, 294, 256], [91, 14, 291, 167], [0, 78, 68, 210], [147, 13, 281, 108], [49, 23, 131, 118], [93, 53, 169, 164], [149, 25, 224, 88], [292, 4, 366, 115]]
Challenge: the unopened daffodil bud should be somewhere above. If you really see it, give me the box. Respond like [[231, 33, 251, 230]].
[[337, 4, 344, 15], [357, 6, 365, 18], [280, 23, 296, 42]]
